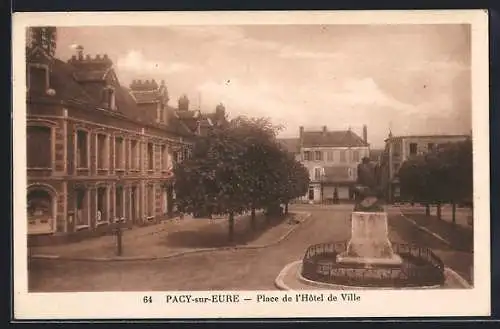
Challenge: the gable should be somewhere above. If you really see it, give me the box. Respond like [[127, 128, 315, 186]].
[[27, 46, 52, 64]]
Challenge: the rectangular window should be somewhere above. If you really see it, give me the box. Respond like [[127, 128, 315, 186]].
[[314, 167, 323, 181], [115, 186, 123, 220], [314, 151, 323, 161], [393, 164, 400, 175], [161, 145, 168, 171], [76, 130, 88, 168], [28, 65, 48, 92], [340, 150, 346, 163], [147, 185, 155, 217], [327, 151, 334, 162], [97, 134, 108, 169], [102, 88, 116, 110], [27, 125, 51, 168], [177, 149, 184, 163], [147, 143, 154, 170], [130, 140, 139, 170], [303, 151, 311, 161], [115, 137, 124, 169], [352, 150, 360, 163], [393, 141, 402, 157], [96, 187, 107, 222], [75, 189, 89, 227], [409, 143, 418, 155]]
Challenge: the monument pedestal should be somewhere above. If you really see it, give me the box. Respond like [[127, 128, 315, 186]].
[[336, 211, 402, 266]]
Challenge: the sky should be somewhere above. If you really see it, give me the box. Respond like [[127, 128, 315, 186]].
[[54, 24, 471, 148]]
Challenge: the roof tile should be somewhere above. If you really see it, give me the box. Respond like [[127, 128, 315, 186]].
[[303, 130, 368, 147]]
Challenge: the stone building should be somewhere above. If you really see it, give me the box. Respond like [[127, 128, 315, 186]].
[[278, 125, 370, 203], [25, 27, 223, 242], [380, 132, 471, 202]]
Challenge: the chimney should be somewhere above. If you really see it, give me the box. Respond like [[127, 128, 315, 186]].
[[363, 125, 368, 143], [76, 45, 84, 60], [299, 126, 304, 139], [322, 125, 327, 134]]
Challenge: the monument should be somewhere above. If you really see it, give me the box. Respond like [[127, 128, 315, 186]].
[[275, 157, 471, 290], [336, 157, 402, 266]]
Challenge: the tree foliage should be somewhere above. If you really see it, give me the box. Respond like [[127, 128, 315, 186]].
[[173, 115, 310, 239], [398, 139, 473, 220]]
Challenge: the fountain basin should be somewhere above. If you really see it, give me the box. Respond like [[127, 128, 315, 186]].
[[301, 241, 446, 288], [275, 260, 471, 290]]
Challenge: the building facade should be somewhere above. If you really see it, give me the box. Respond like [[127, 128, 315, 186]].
[[380, 133, 471, 202], [25, 27, 222, 242], [279, 125, 370, 203]]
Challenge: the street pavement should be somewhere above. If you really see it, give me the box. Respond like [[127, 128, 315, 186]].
[[28, 204, 473, 292]]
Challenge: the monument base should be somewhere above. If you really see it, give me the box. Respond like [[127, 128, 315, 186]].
[[336, 253, 403, 266], [336, 211, 402, 266]]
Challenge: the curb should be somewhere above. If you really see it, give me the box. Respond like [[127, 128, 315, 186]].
[[397, 209, 453, 247], [275, 260, 302, 290], [31, 212, 312, 262], [275, 260, 471, 290]]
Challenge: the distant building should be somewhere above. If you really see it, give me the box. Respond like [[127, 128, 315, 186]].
[[25, 27, 225, 242], [380, 132, 471, 202], [368, 148, 384, 163], [278, 125, 370, 203]]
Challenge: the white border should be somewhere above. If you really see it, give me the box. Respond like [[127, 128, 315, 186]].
[[12, 10, 490, 319]]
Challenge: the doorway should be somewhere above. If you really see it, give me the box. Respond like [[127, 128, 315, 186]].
[[308, 187, 314, 201]]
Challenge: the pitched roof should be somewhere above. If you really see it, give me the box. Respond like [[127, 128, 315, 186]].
[[323, 165, 351, 182], [277, 138, 300, 153], [175, 110, 200, 120], [129, 90, 162, 104], [28, 57, 195, 137], [46, 59, 95, 103], [73, 70, 109, 82], [302, 130, 368, 148]]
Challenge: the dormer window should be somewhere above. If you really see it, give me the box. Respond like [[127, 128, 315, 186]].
[[27, 63, 49, 92], [102, 86, 116, 110]]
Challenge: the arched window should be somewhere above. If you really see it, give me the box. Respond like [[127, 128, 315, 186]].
[[27, 188, 53, 234], [27, 125, 52, 168], [101, 86, 116, 110]]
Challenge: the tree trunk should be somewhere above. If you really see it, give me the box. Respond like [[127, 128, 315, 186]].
[[228, 212, 234, 242], [452, 203, 456, 224], [437, 203, 442, 220], [251, 207, 256, 230], [285, 203, 289, 215], [425, 203, 430, 216]]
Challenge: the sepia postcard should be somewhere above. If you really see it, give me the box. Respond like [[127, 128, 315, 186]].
[[12, 10, 490, 319]]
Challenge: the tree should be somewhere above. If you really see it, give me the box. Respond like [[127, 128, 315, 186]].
[[174, 126, 249, 241], [174, 115, 305, 240], [229, 116, 284, 228], [279, 153, 310, 214], [399, 155, 432, 215], [434, 139, 473, 222], [399, 139, 473, 222]]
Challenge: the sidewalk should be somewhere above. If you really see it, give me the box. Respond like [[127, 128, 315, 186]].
[[397, 206, 473, 253], [30, 211, 310, 260]]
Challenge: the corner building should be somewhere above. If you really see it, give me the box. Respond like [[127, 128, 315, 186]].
[[26, 27, 219, 242]]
